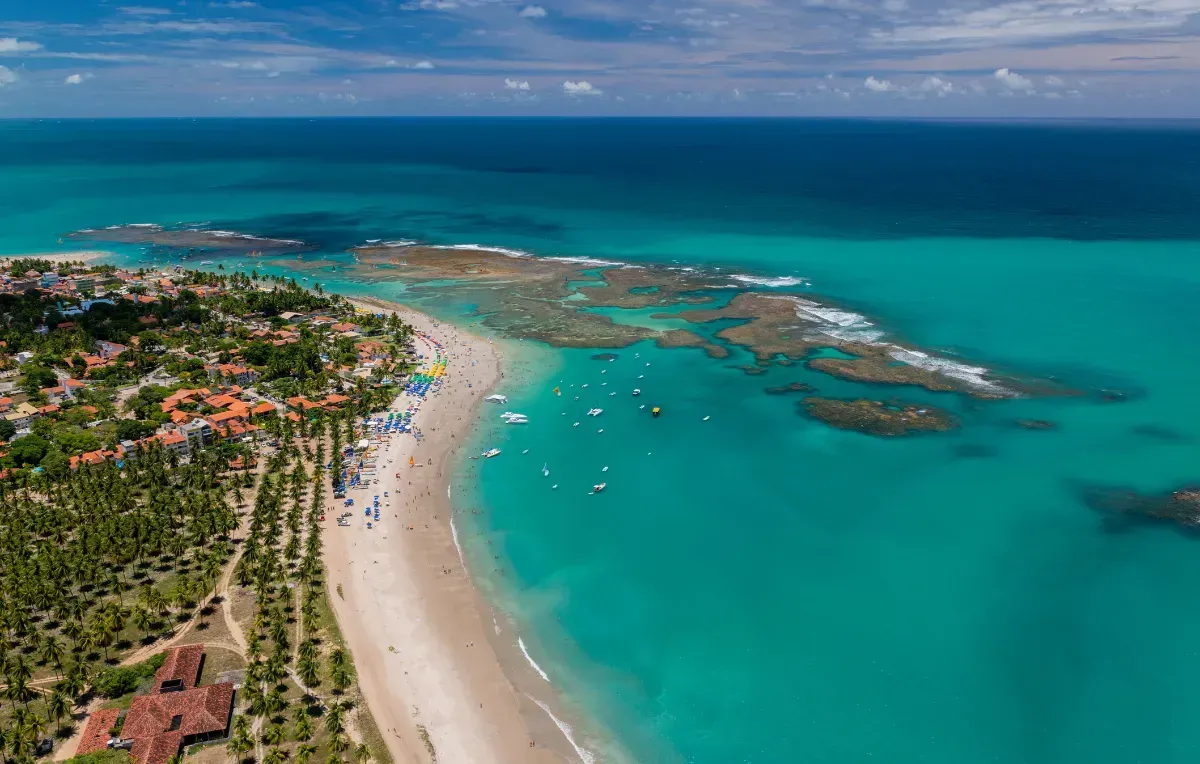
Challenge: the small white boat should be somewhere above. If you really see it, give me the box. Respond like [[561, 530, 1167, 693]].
[[703, 416, 711, 421], [639, 405, 645, 410], [601, 370, 607, 374], [582, 384, 589, 388], [485, 394, 508, 404], [542, 464, 549, 477], [633, 389, 641, 396], [199, 260, 214, 265], [587, 408, 603, 417], [638, 375, 644, 379], [483, 448, 501, 458], [552, 484, 558, 489], [592, 483, 607, 494], [573, 422, 580, 427], [602, 466, 609, 472], [522, 449, 530, 454], [597, 428, 604, 433], [501, 412, 529, 424]]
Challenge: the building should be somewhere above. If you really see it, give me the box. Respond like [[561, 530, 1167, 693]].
[[180, 419, 213, 448], [4, 402, 40, 431], [40, 272, 60, 288], [208, 364, 259, 386], [76, 645, 235, 764], [96, 341, 129, 359]]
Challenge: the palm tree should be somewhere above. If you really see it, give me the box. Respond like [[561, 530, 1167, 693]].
[[263, 748, 287, 764], [262, 724, 285, 746], [323, 701, 347, 736], [353, 743, 371, 764], [45, 689, 70, 734], [293, 713, 314, 743], [295, 743, 317, 764], [328, 732, 350, 755]]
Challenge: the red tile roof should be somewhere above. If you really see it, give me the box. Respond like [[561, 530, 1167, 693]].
[[155, 644, 204, 691], [251, 401, 276, 416], [130, 731, 183, 764], [124, 684, 234, 741], [76, 708, 121, 756]]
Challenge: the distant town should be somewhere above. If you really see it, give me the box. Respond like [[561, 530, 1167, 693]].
[[0, 256, 414, 476]]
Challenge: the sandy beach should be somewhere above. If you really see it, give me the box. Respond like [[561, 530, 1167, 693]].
[[0, 250, 114, 266], [324, 297, 582, 764]]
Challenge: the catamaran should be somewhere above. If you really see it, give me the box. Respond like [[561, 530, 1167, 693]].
[[500, 412, 529, 424], [587, 408, 603, 417], [484, 394, 508, 404], [483, 448, 501, 458], [632, 389, 641, 396]]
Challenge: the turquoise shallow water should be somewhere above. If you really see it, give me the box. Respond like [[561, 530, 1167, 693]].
[[5, 119, 1200, 764]]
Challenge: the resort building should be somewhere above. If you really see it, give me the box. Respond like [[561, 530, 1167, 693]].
[[76, 644, 235, 764]]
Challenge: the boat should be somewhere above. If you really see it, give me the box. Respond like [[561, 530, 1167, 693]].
[[602, 466, 609, 472], [633, 389, 641, 396], [542, 463, 550, 477], [522, 449, 530, 454], [652, 407, 661, 417], [501, 412, 529, 424], [484, 394, 508, 404], [587, 408, 603, 417], [552, 386, 561, 396], [573, 422, 580, 427], [483, 448, 501, 458], [199, 260, 214, 265], [703, 415, 711, 421], [592, 483, 607, 494]]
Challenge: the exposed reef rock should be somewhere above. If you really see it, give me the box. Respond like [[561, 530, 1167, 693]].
[[1131, 424, 1188, 442], [72, 224, 315, 254], [591, 353, 619, 361], [74, 231, 1068, 401], [765, 382, 816, 395], [1079, 483, 1200, 530], [800, 398, 958, 436], [654, 330, 729, 358], [1014, 419, 1057, 430]]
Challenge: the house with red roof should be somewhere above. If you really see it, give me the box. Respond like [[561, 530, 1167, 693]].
[[76, 645, 234, 764]]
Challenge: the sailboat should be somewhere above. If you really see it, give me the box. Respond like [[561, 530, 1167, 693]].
[[542, 464, 550, 477]]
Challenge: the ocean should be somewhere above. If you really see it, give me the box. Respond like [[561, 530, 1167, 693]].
[[4, 118, 1200, 764]]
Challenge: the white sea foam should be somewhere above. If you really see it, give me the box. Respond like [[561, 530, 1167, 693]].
[[787, 297, 885, 342], [380, 240, 417, 248], [888, 348, 1011, 396], [432, 243, 538, 258], [545, 255, 626, 267], [517, 637, 551, 682], [730, 274, 808, 288], [209, 230, 305, 245], [531, 697, 596, 764]]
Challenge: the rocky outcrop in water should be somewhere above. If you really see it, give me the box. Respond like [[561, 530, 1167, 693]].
[[1078, 483, 1200, 529], [800, 398, 958, 436]]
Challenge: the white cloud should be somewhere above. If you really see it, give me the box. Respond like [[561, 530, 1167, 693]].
[[882, 0, 907, 10], [919, 76, 954, 95], [209, 1, 259, 6], [0, 38, 42, 54], [518, 5, 547, 17], [1044, 75, 1065, 86], [994, 67, 1034, 91], [64, 73, 94, 85], [0, 66, 17, 86], [504, 78, 530, 90], [385, 59, 399, 67], [563, 80, 602, 96], [863, 75, 894, 92], [118, 6, 172, 15], [412, 60, 435, 69], [879, 0, 1200, 47]]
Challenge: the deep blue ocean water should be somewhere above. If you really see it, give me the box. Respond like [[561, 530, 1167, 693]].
[[3, 119, 1200, 764]]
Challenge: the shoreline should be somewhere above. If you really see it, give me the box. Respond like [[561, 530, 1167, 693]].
[[0, 249, 115, 266], [325, 296, 585, 764]]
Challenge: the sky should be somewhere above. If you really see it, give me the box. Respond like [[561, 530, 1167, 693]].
[[1, 0, 1199, 117]]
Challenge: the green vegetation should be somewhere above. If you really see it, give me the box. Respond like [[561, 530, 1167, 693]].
[[93, 654, 166, 699], [65, 748, 133, 764]]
